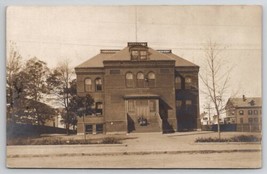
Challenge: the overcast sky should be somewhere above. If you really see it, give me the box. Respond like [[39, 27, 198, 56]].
[[6, 6, 262, 112]]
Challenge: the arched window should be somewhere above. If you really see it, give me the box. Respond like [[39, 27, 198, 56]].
[[85, 78, 92, 92], [95, 78, 102, 91], [137, 72, 144, 88], [126, 72, 134, 88], [175, 76, 182, 89], [185, 77, 192, 89], [148, 72, 155, 87]]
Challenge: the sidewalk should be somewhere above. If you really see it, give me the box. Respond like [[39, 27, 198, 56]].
[[7, 131, 261, 158]]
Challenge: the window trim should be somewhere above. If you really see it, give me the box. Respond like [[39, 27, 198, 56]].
[[125, 72, 134, 88], [175, 76, 182, 89], [95, 77, 102, 92], [147, 71, 156, 87], [136, 72, 145, 88], [84, 78, 92, 92]]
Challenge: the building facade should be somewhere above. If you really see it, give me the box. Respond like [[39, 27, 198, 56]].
[[75, 42, 200, 134], [225, 96, 262, 132]]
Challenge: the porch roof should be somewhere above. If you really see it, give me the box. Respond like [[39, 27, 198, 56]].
[[123, 94, 160, 99]]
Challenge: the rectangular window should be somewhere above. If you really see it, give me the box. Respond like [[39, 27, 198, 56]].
[[254, 118, 258, 123], [85, 124, 93, 134], [96, 102, 103, 115], [96, 124, 103, 134], [128, 100, 135, 112], [176, 100, 182, 109], [186, 100, 192, 105], [186, 100, 192, 111], [140, 51, 147, 60], [239, 110, 244, 115], [248, 118, 253, 123], [149, 100, 156, 112], [248, 110, 253, 115], [254, 110, 258, 115], [240, 118, 243, 124]]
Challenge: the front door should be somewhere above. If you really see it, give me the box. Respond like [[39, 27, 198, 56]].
[[136, 100, 149, 117]]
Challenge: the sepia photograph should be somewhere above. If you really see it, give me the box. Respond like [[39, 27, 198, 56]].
[[6, 5, 262, 168]]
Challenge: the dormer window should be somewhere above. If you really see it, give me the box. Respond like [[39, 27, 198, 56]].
[[131, 50, 148, 60], [131, 50, 139, 60], [140, 51, 147, 60]]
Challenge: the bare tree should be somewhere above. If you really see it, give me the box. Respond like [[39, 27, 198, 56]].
[[200, 41, 232, 139], [6, 42, 23, 122], [47, 59, 74, 134]]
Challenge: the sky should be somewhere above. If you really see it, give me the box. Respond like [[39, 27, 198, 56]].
[[6, 6, 262, 112]]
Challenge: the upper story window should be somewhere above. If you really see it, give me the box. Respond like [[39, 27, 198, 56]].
[[131, 50, 148, 60], [95, 102, 103, 115], [95, 78, 102, 91], [248, 110, 253, 115], [148, 72, 155, 87], [239, 110, 244, 115], [185, 100, 192, 111], [185, 77, 192, 89], [254, 110, 258, 115], [140, 51, 147, 60], [85, 78, 92, 92], [185, 76, 198, 90], [137, 72, 145, 88], [126, 72, 134, 88], [175, 76, 182, 89]]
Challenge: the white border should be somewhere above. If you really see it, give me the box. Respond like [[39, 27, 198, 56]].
[[0, 0, 265, 174]]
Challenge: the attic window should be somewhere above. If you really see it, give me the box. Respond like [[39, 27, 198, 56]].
[[131, 50, 148, 60]]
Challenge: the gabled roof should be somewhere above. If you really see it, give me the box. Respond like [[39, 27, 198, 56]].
[[76, 42, 198, 68], [227, 97, 262, 108]]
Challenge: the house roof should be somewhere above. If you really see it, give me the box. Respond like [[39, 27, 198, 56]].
[[227, 97, 262, 108], [76, 42, 198, 68]]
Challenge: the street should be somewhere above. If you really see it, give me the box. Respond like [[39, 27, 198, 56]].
[[6, 132, 262, 168], [7, 151, 261, 168]]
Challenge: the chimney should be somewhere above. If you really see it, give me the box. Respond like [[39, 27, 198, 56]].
[[242, 95, 246, 101]]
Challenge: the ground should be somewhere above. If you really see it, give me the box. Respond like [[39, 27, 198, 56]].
[[6, 131, 262, 168]]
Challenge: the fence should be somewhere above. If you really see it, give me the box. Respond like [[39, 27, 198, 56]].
[[201, 123, 261, 132]]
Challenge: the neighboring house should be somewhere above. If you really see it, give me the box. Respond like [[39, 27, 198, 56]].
[[225, 95, 262, 132], [75, 42, 200, 134], [200, 112, 210, 125]]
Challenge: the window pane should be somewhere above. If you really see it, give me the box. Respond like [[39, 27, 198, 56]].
[[137, 73, 144, 88], [175, 76, 181, 89], [85, 124, 93, 134], [85, 79, 92, 84], [137, 72, 144, 79], [185, 77, 192, 89], [126, 72, 133, 79], [85, 78, 92, 92], [148, 72, 155, 79], [95, 78, 102, 91], [96, 102, 103, 115], [96, 124, 103, 134], [140, 51, 147, 60], [126, 72, 134, 87], [131, 50, 139, 60]]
